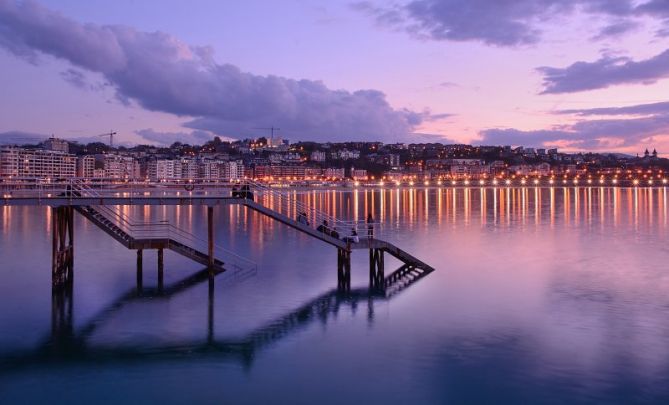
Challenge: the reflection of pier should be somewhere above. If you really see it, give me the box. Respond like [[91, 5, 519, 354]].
[[0, 263, 432, 371]]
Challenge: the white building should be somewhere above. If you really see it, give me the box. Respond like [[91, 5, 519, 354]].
[[324, 168, 345, 179], [450, 165, 470, 177], [43, 137, 69, 154], [103, 155, 140, 179], [77, 155, 95, 178], [267, 136, 284, 148], [351, 169, 368, 180], [148, 159, 183, 181], [222, 160, 244, 180], [331, 149, 360, 160], [388, 154, 400, 169], [180, 159, 199, 179], [310, 151, 326, 162], [200, 160, 222, 180], [282, 152, 302, 163], [0, 146, 76, 178], [535, 162, 551, 176]]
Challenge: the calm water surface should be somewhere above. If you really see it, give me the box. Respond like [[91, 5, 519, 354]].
[[1, 187, 669, 404]]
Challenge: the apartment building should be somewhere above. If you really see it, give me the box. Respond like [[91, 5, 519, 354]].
[[0, 146, 76, 178], [103, 154, 140, 179], [77, 155, 95, 178]]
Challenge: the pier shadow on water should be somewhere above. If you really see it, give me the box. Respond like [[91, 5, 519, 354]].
[[0, 263, 432, 372]]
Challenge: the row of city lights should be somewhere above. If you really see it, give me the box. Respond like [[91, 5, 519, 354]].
[[354, 178, 669, 187]]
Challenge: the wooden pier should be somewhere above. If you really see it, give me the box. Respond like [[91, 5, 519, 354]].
[[2, 181, 435, 293]]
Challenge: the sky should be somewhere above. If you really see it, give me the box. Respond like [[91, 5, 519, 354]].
[[1, 0, 669, 154]]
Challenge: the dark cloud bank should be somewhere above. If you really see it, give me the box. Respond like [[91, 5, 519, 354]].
[[356, 1, 669, 95], [0, 0, 439, 143], [539, 49, 669, 94], [479, 100, 669, 149], [354, 0, 669, 47]]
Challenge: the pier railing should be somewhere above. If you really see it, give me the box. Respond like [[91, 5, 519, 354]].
[[69, 180, 257, 273], [2, 178, 387, 240], [243, 180, 378, 241]]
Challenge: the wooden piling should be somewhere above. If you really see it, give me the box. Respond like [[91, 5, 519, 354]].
[[51, 206, 74, 290]]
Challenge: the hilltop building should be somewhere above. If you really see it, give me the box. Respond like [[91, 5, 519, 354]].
[[43, 137, 69, 154]]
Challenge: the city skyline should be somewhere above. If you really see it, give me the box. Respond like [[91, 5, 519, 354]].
[[1, 0, 669, 154]]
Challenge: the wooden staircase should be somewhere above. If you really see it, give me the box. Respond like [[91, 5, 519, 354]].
[[75, 206, 224, 269], [240, 197, 434, 272]]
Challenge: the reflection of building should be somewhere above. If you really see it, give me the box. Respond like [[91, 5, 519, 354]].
[[0, 146, 76, 178]]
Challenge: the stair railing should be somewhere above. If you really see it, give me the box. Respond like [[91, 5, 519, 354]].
[[69, 179, 257, 273], [244, 180, 379, 240]]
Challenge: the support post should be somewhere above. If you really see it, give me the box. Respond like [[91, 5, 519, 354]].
[[207, 205, 214, 269], [337, 248, 351, 292], [369, 248, 385, 291], [52, 206, 74, 290]]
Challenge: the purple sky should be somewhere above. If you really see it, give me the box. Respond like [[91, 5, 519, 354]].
[[1, 0, 669, 154]]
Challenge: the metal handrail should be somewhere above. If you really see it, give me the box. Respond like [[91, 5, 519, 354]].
[[244, 180, 379, 239], [69, 180, 257, 271], [5, 178, 382, 240]]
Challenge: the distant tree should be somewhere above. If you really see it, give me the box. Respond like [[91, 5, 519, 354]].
[[84, 142, 110, 154], [68, 142, 84, 155]]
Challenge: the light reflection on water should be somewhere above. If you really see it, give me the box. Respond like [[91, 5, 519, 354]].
[[1, 187, 669, 404]]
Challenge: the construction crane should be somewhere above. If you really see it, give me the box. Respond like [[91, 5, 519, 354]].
[[254, 126, 280, 147], [98, 131, 117, 147]]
